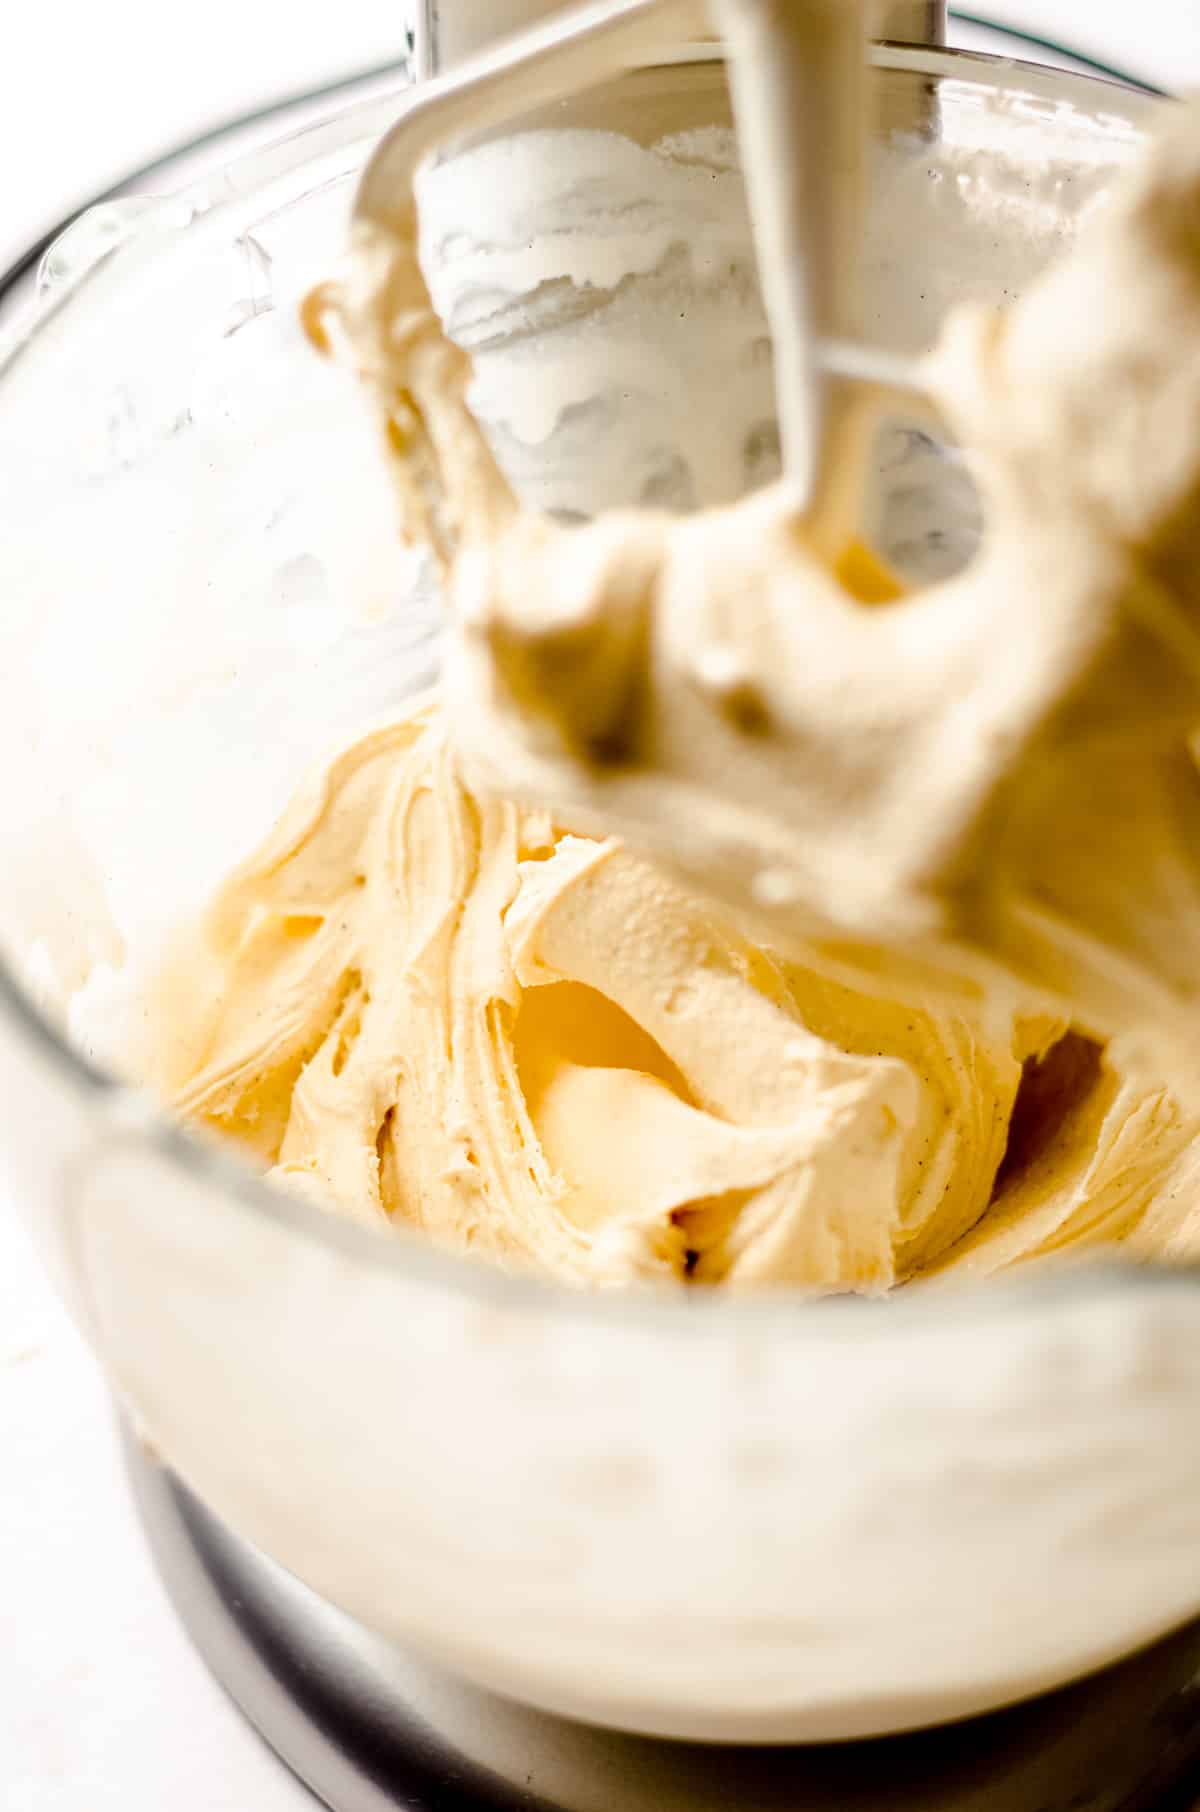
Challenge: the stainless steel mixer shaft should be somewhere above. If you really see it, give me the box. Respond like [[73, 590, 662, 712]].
[[412, 0, 946, 75]]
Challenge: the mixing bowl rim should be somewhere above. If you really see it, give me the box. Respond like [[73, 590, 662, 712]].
[[0, 41, 1181, 1336], [0, 24, 1162, 309]]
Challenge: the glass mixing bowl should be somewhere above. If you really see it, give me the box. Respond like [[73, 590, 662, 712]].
[[1, 45, 1194, 1745]]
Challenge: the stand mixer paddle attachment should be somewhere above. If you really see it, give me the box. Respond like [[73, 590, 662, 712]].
[[312, 5, 1200, 1117], [346, 0, 923, 561]]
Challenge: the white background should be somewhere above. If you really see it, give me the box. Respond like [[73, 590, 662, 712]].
[[2, 3, 1199, 1808]]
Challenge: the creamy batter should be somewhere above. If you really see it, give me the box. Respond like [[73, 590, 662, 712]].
[[150, 95, 1200, 1291], [152, 690, 1196, 1287]]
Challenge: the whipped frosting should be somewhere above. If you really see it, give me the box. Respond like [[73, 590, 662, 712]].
[[326, 98, 1200, 1110], [146, 91, 1200, 1292], [150, 695, 1199, 1289]]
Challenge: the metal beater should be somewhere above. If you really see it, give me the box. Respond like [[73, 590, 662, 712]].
[[353, 0, 941, 559]]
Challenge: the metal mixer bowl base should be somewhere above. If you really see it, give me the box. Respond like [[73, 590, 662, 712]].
[[123, 1423, 1200, 1812]]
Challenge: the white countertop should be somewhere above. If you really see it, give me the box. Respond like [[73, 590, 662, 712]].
[[3, 3, 1198, 1806]]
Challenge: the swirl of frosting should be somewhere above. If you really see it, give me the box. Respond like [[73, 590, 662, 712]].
[[153, 700, 1193, 1289]]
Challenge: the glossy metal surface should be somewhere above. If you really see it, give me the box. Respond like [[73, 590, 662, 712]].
[[880, 0, 945, 44], [412, 0, 945, 78]]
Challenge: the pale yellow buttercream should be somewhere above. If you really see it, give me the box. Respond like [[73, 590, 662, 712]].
[[149, 97, 1200, 1291], [150, 697, 1197, 1289]]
